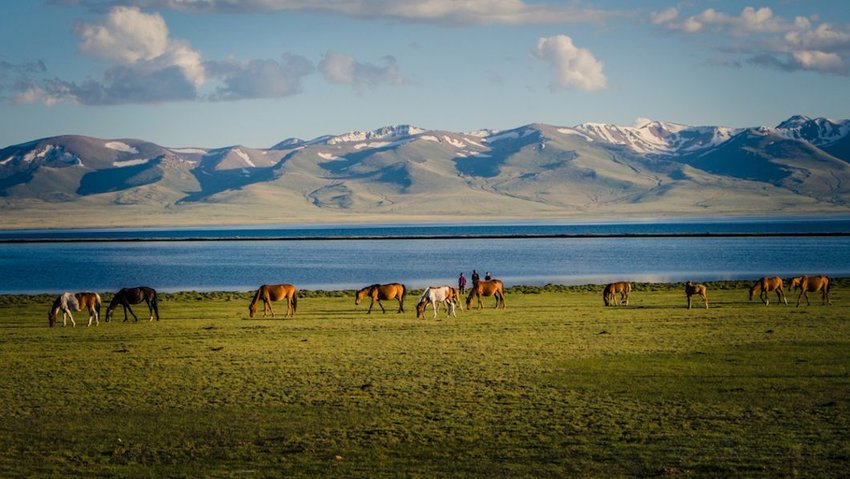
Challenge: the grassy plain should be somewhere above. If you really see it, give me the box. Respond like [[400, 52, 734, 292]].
[[1, 282, 848, 477]]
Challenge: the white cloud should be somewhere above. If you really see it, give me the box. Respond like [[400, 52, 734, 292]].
[[649, 7, 678, 26], [532, 35, 607, 92], [77, 6, 171, 63], [658, 7, 783, 35], [319, 52, 404, 90], [651, 5, 850, 76], [60, 0, 620, 25]]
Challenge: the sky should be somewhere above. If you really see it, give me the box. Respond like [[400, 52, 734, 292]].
[[1, 0, 849, 149]]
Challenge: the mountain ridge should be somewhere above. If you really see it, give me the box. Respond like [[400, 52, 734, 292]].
[[2, 115, 849, 228]]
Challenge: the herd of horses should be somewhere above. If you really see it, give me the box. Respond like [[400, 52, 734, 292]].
[[47, 275, 831, 326], [48, 286, 159, 327], [602, 275, 831, 310]]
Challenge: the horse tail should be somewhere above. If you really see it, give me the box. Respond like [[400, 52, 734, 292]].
[[95, 293, 102, 318], [400, 284, 406, 312], [292, 290, 298, 315]]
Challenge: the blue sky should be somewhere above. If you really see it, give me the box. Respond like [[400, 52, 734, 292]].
[[1, 1, 849, 148]]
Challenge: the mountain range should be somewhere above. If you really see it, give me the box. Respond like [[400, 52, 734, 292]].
[[1, 114, 849, 228]]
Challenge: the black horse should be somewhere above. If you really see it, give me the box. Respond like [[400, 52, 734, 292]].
[[105, 287, 159, 322]]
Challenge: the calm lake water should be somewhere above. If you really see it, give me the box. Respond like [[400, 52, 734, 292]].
[[1, 219, 849, 294]]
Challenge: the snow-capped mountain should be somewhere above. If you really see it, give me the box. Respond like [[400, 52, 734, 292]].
[[773, 115, 850, 146], [1, 116, 849, 227]]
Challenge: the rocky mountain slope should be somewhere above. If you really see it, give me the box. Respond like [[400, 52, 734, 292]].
[[1, 115, 849, 227]]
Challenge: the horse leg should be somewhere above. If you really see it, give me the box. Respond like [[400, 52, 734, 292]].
[[145, 299, 155, 321], [432, 301, 438, 319], [64, 309, 76, 327], [366, 298, 374, 314], [396, 297, 403, 313], [702, 293, 709, 309], [124, 302, 140, 321], [687, 294, 692, 309], [377, 300, 386, 314]]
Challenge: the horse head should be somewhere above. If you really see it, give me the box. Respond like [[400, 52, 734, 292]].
[[104, 305, 115, 322], [48, 308, 58, 327], [416, 300, 427, 319], [248, 302, 257, 318], [789, 277, 802, 290]]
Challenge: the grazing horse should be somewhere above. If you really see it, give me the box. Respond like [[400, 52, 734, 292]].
[[416, 286, 459, 319], [105, 287, 159, 322], [685, 282, 709, 309], [466, 279, 506, 310], [355, 283, 406, 314], [603, 282, 631, 306], [48, 292, 102, 327], [248, 284, 298, 318], [748, 276, 787, 306], [790, 275, 831, 307]]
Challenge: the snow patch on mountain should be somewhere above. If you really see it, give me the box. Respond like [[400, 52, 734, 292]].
[[171, 147, 207, 154], [113, 159, 150, 168], [105, 141, 139, 154], [326, 125, 425, 145], [233, 148, 255, 167]]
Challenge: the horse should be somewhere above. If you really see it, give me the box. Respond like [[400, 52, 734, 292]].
[[465, 279, 506, 310], [603, 282, 631, 306], [248, 284, 298, 318], [416, 286, 459, 319], [105, 287, 159, 322], [789, 275, 830, 307], [685, 282, 709, 309], [355, 283, 406, 314], [48, 292, 102, 327], [748, 276, 787, 306]]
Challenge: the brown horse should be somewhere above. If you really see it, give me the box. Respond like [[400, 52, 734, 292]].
[[603, 282, 631, 306], [105, 287, 159, 322], [355, 283, 406, 314], [249, 284, 298, 318], [748, 276, 787, 306], [789, 275, 830, 307], [685, 282, 709, 309], [48, 292, 102, 327], [465, 279, 506, 310]]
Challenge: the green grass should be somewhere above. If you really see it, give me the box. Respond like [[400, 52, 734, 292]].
[[1, 281, 848, 477]]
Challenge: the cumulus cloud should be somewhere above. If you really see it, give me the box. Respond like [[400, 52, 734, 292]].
[[532, 35, 607, 92], [653, 6, 783, 35], [53, 0, 620, 25], [651, 5, 850, 76], [206, 54, 314, 101], [319, 52, 404, 91]]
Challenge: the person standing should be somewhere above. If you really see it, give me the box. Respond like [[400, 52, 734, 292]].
[[471, 270, 480, 285], [484, 271, 492, 281], [458, 272, 467, 294]]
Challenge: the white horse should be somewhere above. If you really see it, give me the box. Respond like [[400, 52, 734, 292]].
[[48, 292, 102, 327], [416, 286, 459, 319]]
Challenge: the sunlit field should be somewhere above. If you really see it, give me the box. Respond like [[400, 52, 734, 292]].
[[1, 281, 848, 477]]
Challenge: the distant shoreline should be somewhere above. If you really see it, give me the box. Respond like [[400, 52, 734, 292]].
[[1, 231, 849, 244]]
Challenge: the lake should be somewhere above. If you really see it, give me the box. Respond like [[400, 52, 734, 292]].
[[1, 219, 849, 294]]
